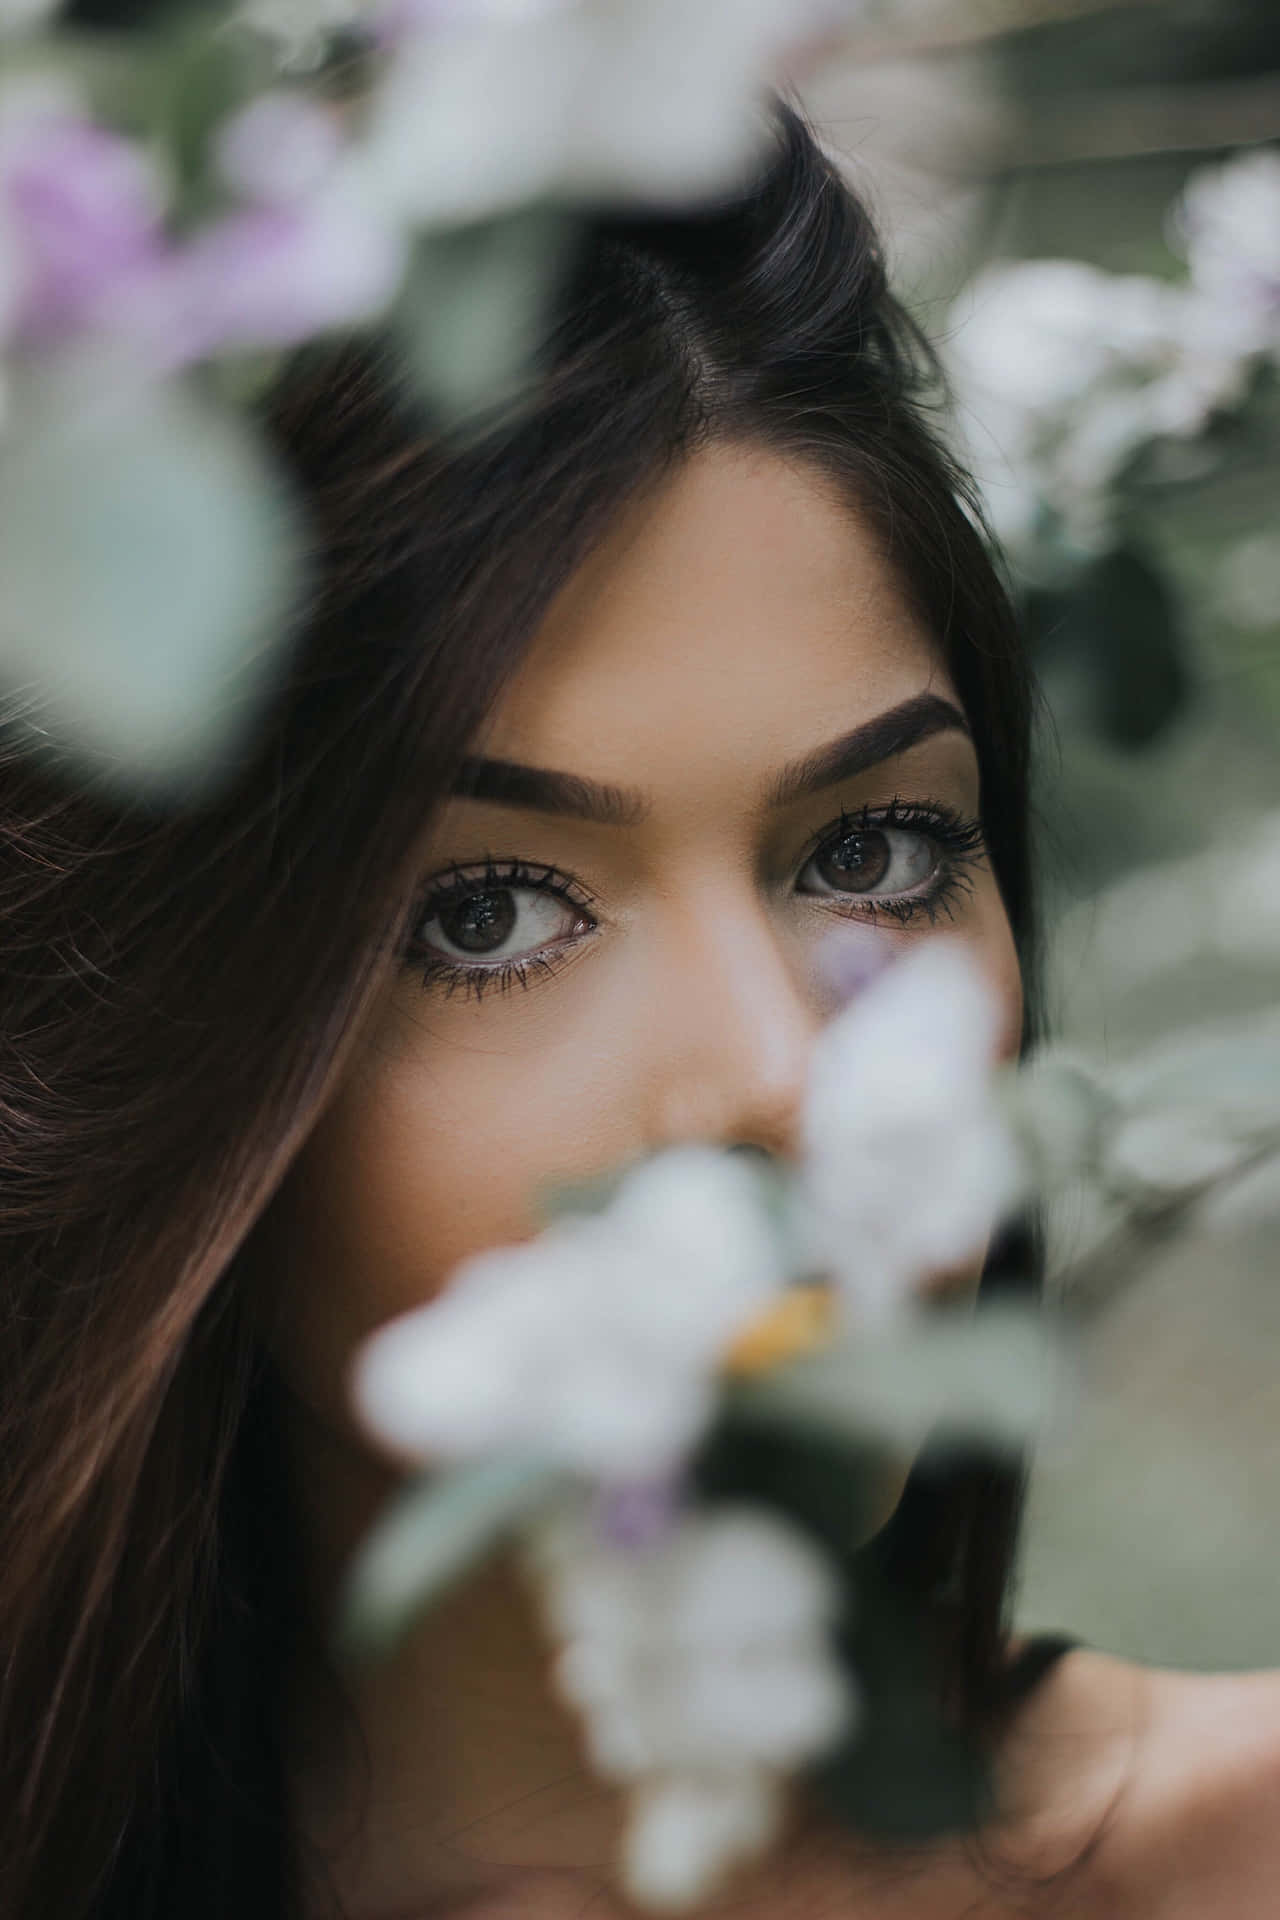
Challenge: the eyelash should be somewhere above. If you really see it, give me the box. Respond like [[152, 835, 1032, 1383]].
[[404, 801, 987, 1002]]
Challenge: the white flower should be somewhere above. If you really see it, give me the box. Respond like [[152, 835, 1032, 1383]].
[[352, 1144, 786, 1480], [623, 1770, 780, 1913], [945, 259, 1242, 571], [214, 92, 345, 207], [802, 939, 1021, 1322], [1172, 147, 1280, 360], [1103, 1016, 1280, 1201], [527, 1498, 853, 1910], [353, 0, 836, 229], [0, 0, 59, 33]]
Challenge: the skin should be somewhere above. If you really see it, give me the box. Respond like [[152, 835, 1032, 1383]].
[[266, 442, 1280, 1918]]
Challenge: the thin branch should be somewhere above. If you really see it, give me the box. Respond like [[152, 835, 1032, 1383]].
[[825, 0, 1168, 67], [997, 73, 1280, 170], [1054, 1135, 1280, 1321]]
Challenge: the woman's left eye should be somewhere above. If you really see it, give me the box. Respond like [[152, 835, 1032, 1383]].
[[794, 804, 985, 922], [797, 823, 939, 900]]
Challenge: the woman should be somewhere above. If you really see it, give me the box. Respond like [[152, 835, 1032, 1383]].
[[3, 102, 1279, 1920]]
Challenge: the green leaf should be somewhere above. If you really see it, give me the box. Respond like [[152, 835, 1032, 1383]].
[[336, 1457, 564, 1661], [0, 354, 302, 796], [148, 16, 277, 216], [392, 205, 579, 430], [727, 1305, 1063, 1458]]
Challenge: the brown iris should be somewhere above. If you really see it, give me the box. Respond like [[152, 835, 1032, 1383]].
[[813, 829, 892, 893], [439, 890, 516, 953]]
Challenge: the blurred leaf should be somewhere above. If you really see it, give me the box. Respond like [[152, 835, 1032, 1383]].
[[1029, 542, 1189, 748], [0, 353, 302, 796], [726, 1306, 1061, 1459], [147, 17, 278, 216], [336, 1457, 562, 1661], [393, 204, 578, 430]]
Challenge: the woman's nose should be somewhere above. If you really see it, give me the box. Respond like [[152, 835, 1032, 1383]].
[[644, 889, 820, 1162]]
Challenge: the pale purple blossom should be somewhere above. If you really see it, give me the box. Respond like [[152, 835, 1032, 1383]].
[[101, 183, 404, 367], [0, 109, 164, 341], [595, 1476, 683, 1551]]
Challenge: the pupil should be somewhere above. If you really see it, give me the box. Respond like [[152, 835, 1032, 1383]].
[[818, 830, 890, 893], [441, 889, 516, 953]]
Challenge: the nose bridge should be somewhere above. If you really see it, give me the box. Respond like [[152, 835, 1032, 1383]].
[[646, 876, 818, 1159]]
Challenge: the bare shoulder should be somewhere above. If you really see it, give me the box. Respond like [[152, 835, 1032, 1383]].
[[990, 1648, 1280, 1914]]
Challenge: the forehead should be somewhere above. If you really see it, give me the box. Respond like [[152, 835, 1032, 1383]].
[[474, 440, 952, 783]]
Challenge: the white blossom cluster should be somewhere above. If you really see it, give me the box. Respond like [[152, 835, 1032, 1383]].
[[945, 148, 1280, 580], [352, 939, 1023, 1909], [528, 1499, 854, 1910]]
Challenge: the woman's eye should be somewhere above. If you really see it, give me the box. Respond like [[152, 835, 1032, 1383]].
[[797, 825, 938, 899], [417, 884, 587, 964]]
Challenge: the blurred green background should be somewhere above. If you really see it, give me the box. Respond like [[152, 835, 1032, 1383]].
[[804, 0, 1280, 1672]]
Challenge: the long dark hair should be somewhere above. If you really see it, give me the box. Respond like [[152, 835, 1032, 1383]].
[[0, 103, 1038, 1918]]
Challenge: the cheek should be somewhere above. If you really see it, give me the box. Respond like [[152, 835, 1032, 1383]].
[[262, 984, 648, 1432]]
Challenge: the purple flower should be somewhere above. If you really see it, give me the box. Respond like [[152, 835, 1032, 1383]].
[[1, 112, 164, 340], [812, 922, 895, 1010], [95, 183, 404, 369], [595, 1476, 682, 1551]]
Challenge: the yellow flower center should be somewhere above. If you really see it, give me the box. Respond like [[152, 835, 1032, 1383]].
[[722, 1284, 836, 1378]]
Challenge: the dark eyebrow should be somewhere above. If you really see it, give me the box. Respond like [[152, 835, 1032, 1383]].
[[766, 691, 970, 807], [451, 691, 970, 826]]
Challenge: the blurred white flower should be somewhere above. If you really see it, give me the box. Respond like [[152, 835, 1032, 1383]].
[[528, 1498, 853, 1909], [1104, 1016, 1280, 1202], [802, 939, 1021, 1322], [352, 1145, 786, 1480], [1062, 811, 1280, 992], [353, 0, 837, 229], [946, 259, 1245, 572], [1172, 147, 1280, 360], [0, 0, 59, 32], [214, 91, 344, 207], [623, 1771, 780, 1914]]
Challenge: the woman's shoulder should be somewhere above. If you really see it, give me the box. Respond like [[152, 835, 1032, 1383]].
[[991, 1646, 1280, 1913]]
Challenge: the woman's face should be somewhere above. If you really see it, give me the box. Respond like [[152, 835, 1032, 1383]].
[[269, 441, 1022, 1452]]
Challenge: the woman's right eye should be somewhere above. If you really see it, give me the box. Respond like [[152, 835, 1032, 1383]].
[[417, 883, 587, 964], [404, 859, 599, 998]]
